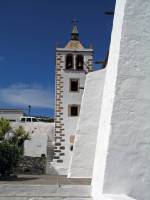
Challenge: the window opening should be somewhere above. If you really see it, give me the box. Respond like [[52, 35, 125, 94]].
[[76, 55, 84, 70], [69, 105, 80, 116], [66, 54, 74, 69], [70, 79, 79, 92]]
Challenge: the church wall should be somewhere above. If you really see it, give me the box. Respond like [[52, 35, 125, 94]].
[[68, 69, 105, 178], [92, 0, 150, 200]]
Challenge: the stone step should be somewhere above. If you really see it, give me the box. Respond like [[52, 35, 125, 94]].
[[0, 198, 92, 200], [102, 195, 136, 200], [0, 185, 91, 199]]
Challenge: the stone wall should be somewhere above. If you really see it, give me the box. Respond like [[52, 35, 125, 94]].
[[16, 156, 46, 174]]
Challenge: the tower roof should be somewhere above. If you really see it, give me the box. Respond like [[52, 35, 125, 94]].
[[65, 21, 84, 49]]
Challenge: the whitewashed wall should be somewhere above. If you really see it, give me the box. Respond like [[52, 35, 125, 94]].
[[92, 0, 150, 200], [0, 112, 23, 122], [68, 69, 105, 178], [12, 122, 55, 157]]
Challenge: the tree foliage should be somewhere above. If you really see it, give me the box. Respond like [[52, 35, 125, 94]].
[[0, 118, 11, 140], [0, 118, 30, 176], [10, 125, 31, 154], [0, 141, 20, 176]]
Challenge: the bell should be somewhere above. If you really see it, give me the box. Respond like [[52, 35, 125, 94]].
[[78, 62, 82, 67]]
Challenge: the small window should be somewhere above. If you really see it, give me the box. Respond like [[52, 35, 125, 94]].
[[21, 118, 25, 122], [68, 105, 80, 117], [27, 118, 31, 122], [76, 55, 84, 70], [66, 54, 73, 69], [70, 79, 79, 92]]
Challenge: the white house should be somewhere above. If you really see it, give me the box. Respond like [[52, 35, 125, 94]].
[[0, 108, 24, 122]]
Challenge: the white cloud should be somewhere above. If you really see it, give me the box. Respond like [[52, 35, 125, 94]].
[[0, 83, 54, 108]]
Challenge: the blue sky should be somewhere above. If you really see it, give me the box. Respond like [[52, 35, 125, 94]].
[[0, 0, 116, 117]]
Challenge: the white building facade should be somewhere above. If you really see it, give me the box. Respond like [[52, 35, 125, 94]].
[[53, 24, 93, 175], [0, 109, 24, 122]]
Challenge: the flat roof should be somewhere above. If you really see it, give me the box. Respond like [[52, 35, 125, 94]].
[[0, 109, 24, 113]]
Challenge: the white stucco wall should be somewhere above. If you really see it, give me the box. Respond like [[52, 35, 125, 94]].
[[0, 112, 23, 122], [12, 122, 55, 157], [92, 0, 150, 200], [68, 69, 105, 178]]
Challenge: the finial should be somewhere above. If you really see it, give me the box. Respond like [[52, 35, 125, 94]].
[[71, 19, 79, 40]]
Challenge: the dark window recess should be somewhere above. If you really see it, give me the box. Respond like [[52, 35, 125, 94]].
[[66, 54, 73, 69], [70, 105, 79, 116], [76, 55, 84, 70], [70, 79, 79, 92]]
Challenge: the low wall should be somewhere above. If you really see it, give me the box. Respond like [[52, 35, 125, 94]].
[[16, 156, 46, 174], [12, 122, 55, 157]]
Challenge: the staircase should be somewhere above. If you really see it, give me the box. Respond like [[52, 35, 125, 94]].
[[0, 184, 92, 200], [46, 136, 56, 174]]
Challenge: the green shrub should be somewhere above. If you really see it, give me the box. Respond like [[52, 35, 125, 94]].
[[0, 118, 30, 176], [0, 141, 20, 176]]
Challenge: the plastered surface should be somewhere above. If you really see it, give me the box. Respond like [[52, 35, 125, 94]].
[[12, 122, 55, 157], [68, 69, 105, 178], [92, 0, 150, 200]]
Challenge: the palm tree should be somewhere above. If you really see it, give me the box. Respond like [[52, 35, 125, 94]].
[[11, 126, 31, 154], [0, 118, 11, 140]]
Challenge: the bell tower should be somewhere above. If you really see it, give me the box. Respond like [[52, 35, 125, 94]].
[[53, 23, 93, 175]]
